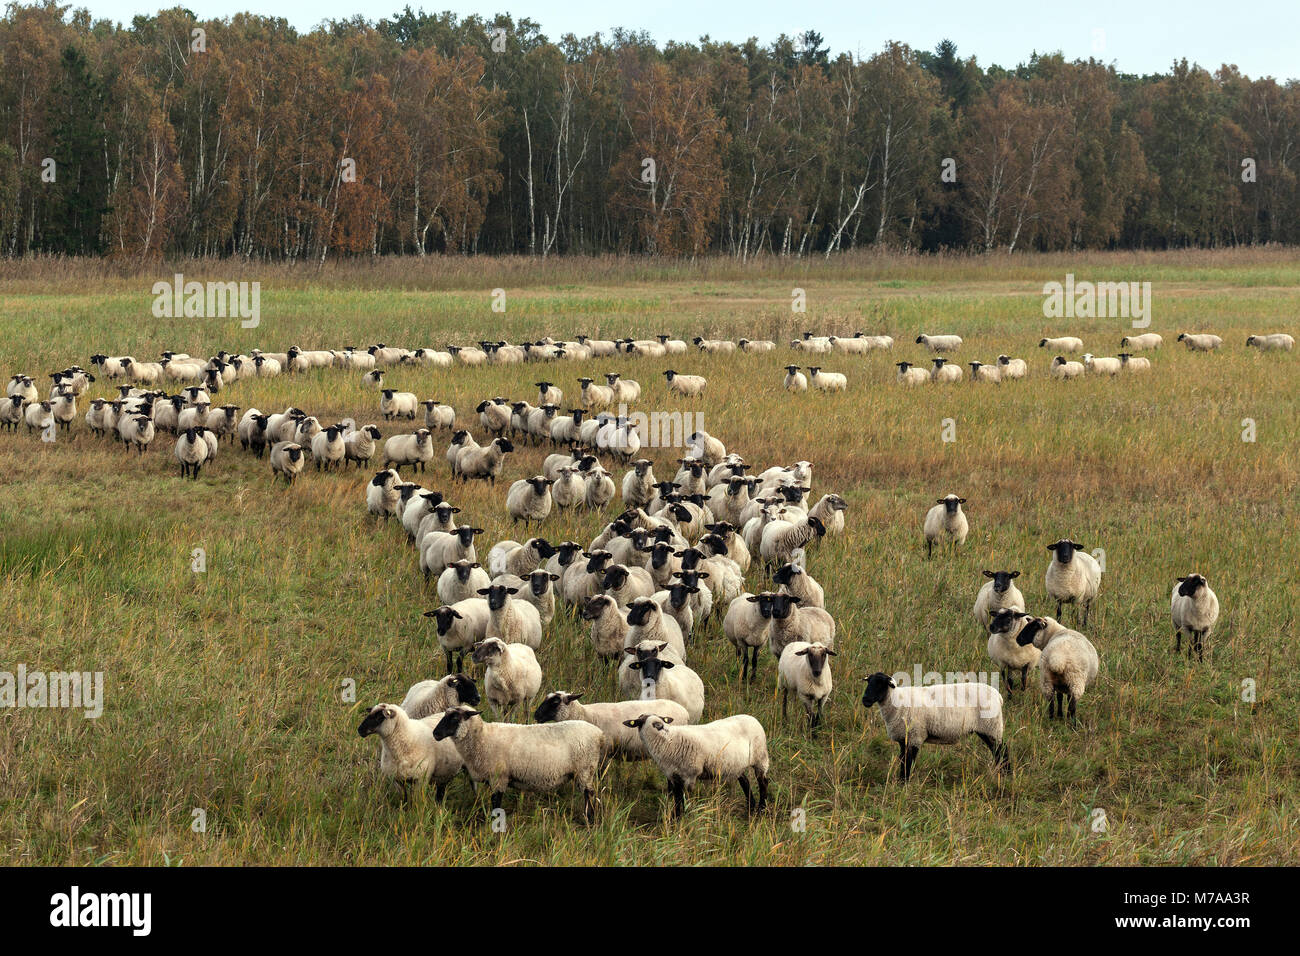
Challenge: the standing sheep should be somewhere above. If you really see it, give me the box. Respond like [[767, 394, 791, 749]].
[[930, 358, 963, 383], [622, 712, 770, 817], [972, 570, 1024, 628], [986, 607, 1040, 696], [923, 495, 968, 558], [424, 599, 491, 674], [357, 703, 463, 799], [778, 641, 835, 731], [471, 638, 543, 719], [784, 365, 809, 392], [506, 475, 554, 526], [535, 693, 692, 761], [1171, 572, 1220, 661], [1045, 539, 1102, 625], [1014, 616, 1099, 722]]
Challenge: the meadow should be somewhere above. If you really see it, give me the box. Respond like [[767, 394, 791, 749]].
[[0, 248, 1296, 866]]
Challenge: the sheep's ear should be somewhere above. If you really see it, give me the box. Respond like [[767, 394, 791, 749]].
[[1046, 543, 1056, 551], [476, 588, 490, 595], [1009, 571, 1020, 579], [982, 570, 994, 578], [422, 610, 438, 617], [959, 498, 967, 503], [1177, 575, 1188, 582], [661, 716, 674, 724], [795, 648, 809, 656], [507, 587, 519, 595], [627, 661, 642, 671], [622, 717, 644, 728], [936, 499, 945, 504], [825, 649, 837, 656], [471, 562, 480, 568], [660, 660, 675, 669], [550, 573, 560, 581]]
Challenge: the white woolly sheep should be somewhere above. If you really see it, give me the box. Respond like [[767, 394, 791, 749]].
[[1045, 538, 1102, 625], [895, 361, 929, 386], [755, 592, 835, 660], [915, 333, 963, 352], [174, 427, 211, 479], [1119, 332, 1163, 351], [985, 607, 1040, 696], [1014, 616, 1099, 722], [471, 637, 543, 719], [973, 569, 1024, 627], [1171, 572, 1219, 661], [422, 400, 456, 430], [535, 693, 691, 762], [310, 424, 346, 470], [383, 428, 435, 473], [1245, 333, 1294, 352], [581, 594, 629, 659], [478, 584, 544, 650], [663, 369, 707, 397], [366, 468, 402, 518], [996, 355, 1028, 379], [772, 562, 824, 609], [270, 441, 306, 485], [619, 641, 704, 723], [807, 366, 848, 391], [968, 361, 1002, 383], [506, 475, 554, 526], [421, 526, 484, 580], [1039, 336, 1084, 352], [622, 712, 769, 816], [783, 365, 809, 392], [1082, 353, 1122, 375], [400, 674, 481, 720], [1118, 352, 1151, 372], [357, 703, 464, 799], [437, 560, 491, 606], [1050, 355, 1085, 379], [380, 388, 418, 420], [923, 494, 968, 558], [759, 515, 826, 568], [424, 598, 491, 673], [1177, 332, 1222, 351], [778, 641, 835, 731], [930, 357, 963, 383], [456, 437, 514, 485], [724, 591, 774, 682]]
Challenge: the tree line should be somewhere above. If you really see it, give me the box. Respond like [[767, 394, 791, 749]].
[[1, 2, 1296, 260]]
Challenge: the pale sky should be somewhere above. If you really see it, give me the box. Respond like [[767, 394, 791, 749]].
[[68, 0, 1300, 81]]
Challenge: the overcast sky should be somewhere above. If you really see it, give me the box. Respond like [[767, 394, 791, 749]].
[[68, 0, 1300, 80]]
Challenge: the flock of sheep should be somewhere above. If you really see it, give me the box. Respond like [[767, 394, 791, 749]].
[[2, 323, 1271, 822]]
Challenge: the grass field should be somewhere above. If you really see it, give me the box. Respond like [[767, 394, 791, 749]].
[[1, 249, 1296, 866]]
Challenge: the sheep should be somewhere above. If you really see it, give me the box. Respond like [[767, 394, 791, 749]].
[[829, 334, 871, 355], [1044, 538, 1102, 625], [1050, 355, 1085, 379], [343, 424, 382, 467], [1014, 616, 1099, 722], [577, 376, 614, 408], [621, 459, 657, 509], [421, 526, 484, 580], [758, 515, 826, 569], [622, 712, 769, 817], [783, 365, 809, 392], [478, 584, 544, 650], [1119, 332, 1163, 351], [625, 597, 686, 658], [269, 441, 306, 484], [447, 345, 487, 366], [380, 389, 419, 420], [737, 337, 776, 353], [471, 637, 543, 719], [1118, 352, 1152, 372], [1245, 333, 1294, 352], [0, 395, 24, 432], [895, 361, 929, 386], [663, 369, 707, 398], [550, 409, 586, 446], [584, 466, 617, 509], [693, 336, 738, 354], [535, 693, 691, 763], [973, 569, 1025, 628], [755, 592, 836, 661], [860, 673, 1009, 781], [204, 404, 241, 444], [456, 437, 514, 485], [1171, 572, 1220, 661], [1082, 353, 1122, 375], [174, 427, 211, 479], [601, 564, 658, 608], [996, 354, 1028, 379], [416, 502, 461, 543], [176, 402, 211, 433], [309, 424, 346, 470], [488, 537, 557, 578], [124, 415, 156, 455], [915, 333, 963, 352], [361, 369, 385, 389], [968, 361, 1002, 383], [496, 568, 560, 627], [445, 430, 477, 475], [562, 549, 615, 608], [545, 466, 584, 511], [22, 399, 51, 436], [575, 335, 617, 357], [400, 674, 481, 721], [1177, 332, 1222, 351], [432, 705, 602, 821], [252, 355, 282, 377], [699, 526, 751, 574], [807, 493, 848, 536], [370, 343, 413, 366], [619, 641, 704, 723], [685, 429, 727, 466], [724, 591, 774, 682], [356, 703, 464, 800], [807, 366, 848, 392], [778, 641, 835, 731], [581, 595, 630, 659], [507, 400, 534, 438], [929, 357, 963, 383], [422, 400, 456, 430], [382, 428, 435, 473], [424, 598, 491, 673], [367, 468, 402, 519], [793, 334, 833, 354], [921, 495, 968, 559], [986, 607, 1040, 696], [438, 560, 491, 606], [772, 562, 824, 609], [1039, 336, 1084, 352], [506, 475, 554, 526]]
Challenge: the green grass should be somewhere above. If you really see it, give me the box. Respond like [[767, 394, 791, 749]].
[[0, 249, 1296, 865]]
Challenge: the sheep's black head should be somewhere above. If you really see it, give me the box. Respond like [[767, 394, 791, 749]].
[[553, 541, 583, 566], [357, 704, 397, 737], [286, 446, 304, 464], [988, 607, 1028, 635], [581, 596, 613, 621], [932, 358, 947, 367], [602, 566, 631, 591], [796, 643, 836, 679], [442, 674, 480, 708], [534, 691, 583, 723], [939, 495, 966, 514], [663, 370, 676, 380], [1015, 617, 1050, 647], [605, 372, 621, 383], [382, 388, 395, 399], [450, 429, 469, 446], [664, 582, 698, 608], [808, 516, 828, 537], [982, 570, 1021, 593], [1177, 573, 1208, 598], [495, 438, 515, 453], [527, 476, 552, 496], [528, 570, 559, 597], [526, 537, 556, 559], [584, 550, 612, 574], [861, 672, 896, 708], [698, 533, 727, 556], [626, 598, 657, 626], [431, 705, 480, 741], [767, 593, 801, 620], [785, 364, 802, 374], [1047, 539, 1082, 563], [449, 560, 479, 583], [621, 714, 673, 732], [914, 335, 926, 345], [626, 654, 674, 684], [578, 377, 594, 387], [476, 585, 519, 611], [675, 547, 705, 570], [772, 564, 802, 587]]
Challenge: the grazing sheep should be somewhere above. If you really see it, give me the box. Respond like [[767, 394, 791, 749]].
[[1044, 538, 1102, 625], [1082, 353, 1122, 375], [535, 693, 691, 762], [424, 599, 491, 673], [1171, 572, 1220, 661], [756, 592, 836, 660], [783, 365, 809, 392], [622, 712, 769, 817], [438, 560, 491, 606], [996, 355, 1028, 379], [582, 595, 629, 659], [1118, 352, 1151, 372], [400, 674, 481, 720], [1245, 333, 1294, 352], [923, 495, 968, 558], [915, 333, 963, 352], [478, 584, 544, 650], [471, 637, 543, 719], [930, 358, 963, 383], [968, 361, 1001, 383], [577, 377, 614, 409], [663, 369, 707, 397], [383, 428, 435, 473], [1014, 616, 1099, 722], [738, 338, 776, 353], [1119, 333, 1163, 351], [344, 424, 382, 467], [724, 591, 774, 682], [895, 361, 930, 386], [174, 427, 211, 479], [973, 570, 1025, 628], [380, 388, 419, 420], [456, 437, 514, 485], [807, 367, 848, 391], [1050, 355, 1085, 379], [860, 673, 1009, 781], [986, 607, 1040, 696], [506, 475, 554, 526], [1039, 336, 1084, 352], [759, 515, 826, 568], [693, 337, 738, 354], [778, 641, 835, 731], [1177, 332, 1222, 351], [270, 441, 306, 484], [356, 703, 464, 799]]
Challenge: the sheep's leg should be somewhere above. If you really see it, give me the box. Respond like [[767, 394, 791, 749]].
[[750, 646, 760, 681], [434, 781, 447, 802], [900, 745, 919, 782], [444, 650, 454, 674], [977, 732, 1001, 768], [1020, 665, 1029, 693], [737, 773, 755, 812], [669, 775, 687, 818], [780, 688, 788, 719], [1068, 696, 1078, 725], [1174, 628, 1182, 653], [1194, 630, 1204, 663], [926, 539, 933, 560], [1056, 599, 1063, 619]]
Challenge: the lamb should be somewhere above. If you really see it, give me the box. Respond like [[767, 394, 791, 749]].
[[432, 705, 602, 821], [778, 641, 835, 731], [973, 569, 1025, 628], [1082, 353, 1123, 375], [1050, 355, 1085, 379], [420, 526, 484, 580], [1039, 336, 1084, 352], [968, 361, 1002, 383], [471, 637, 543, 718], [1118, 352, 1151, 372], [1177, 332, 1222, 351], [310, 424, 346, 470], [437, 560, 491, 606], [807, 366, 848, 392], [506, 475, 554, 526], [487, 537, 557, 577], [424, 598, 491, 673], [895, 361, 930, 386], [478, 584, 544, 650], [783, 365, 809, 392], [622, 712, 769, 817], [344, 424, 382, 467], [1119, 332, 1163, 350], [422, 400, 456, 430], [456, 437, 514, 485], [383, 428, 435, 473], [1245, 332, 1296, 352], [663, 369, 707, 398], [930, 357, 963, 383], [996, 355, 1028, 379], [270, 441, 306, 484], [1014, 616, 1099, 722], [357, 703, 464, 799], [1044, 538, 1102, 625], [380, 388, 419, 420], [759, 515, 826, 568], [860, 672, 1009, 781], [986, 607, 1040, 695], [772, 562, 824, 609], [619, 641, 704, 723], [1170, 572, 1220, 661], [400, 674, 481, 721], [174, 427, 211, 479], [923, 494, 968, 559], [756, 592, 835, 660], [535, 693, 691, 762], [366, 469, 402, 519], [724, 591, 775, 682], [915, 333, 963, 352]]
